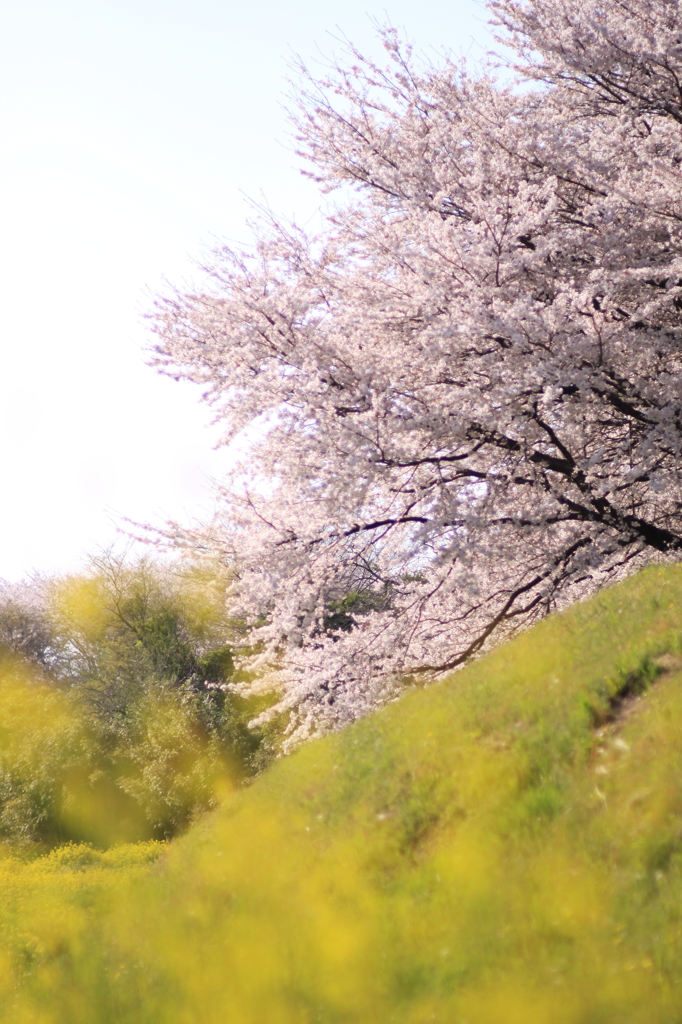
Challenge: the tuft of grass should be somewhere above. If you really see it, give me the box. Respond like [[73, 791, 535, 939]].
[[6, 564, 682, 1019]]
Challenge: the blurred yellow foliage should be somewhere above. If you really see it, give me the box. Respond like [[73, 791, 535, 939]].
[[3, 565, 682, 1020], [51, 575, 109, 644]]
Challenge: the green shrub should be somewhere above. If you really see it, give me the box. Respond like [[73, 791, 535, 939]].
[[0, 553, 275, 849]]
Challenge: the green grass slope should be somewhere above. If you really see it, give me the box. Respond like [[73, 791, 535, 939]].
[[7, 564, 682, 1022]]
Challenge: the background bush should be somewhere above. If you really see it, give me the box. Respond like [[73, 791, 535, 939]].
[[0, 552, 273, 849]]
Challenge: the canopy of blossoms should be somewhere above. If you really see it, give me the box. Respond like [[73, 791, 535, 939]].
[[151, 0, 682, 745]]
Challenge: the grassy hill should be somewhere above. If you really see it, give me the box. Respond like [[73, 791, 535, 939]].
[[6, 563, 682, 1022]]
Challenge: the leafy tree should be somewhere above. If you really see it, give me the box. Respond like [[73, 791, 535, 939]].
[[49, 554, 226, 716], [150, 0, 682, 746], [0, 601, 58, 680], [0, 555, 273, 846], [48, 553, 266, 765]]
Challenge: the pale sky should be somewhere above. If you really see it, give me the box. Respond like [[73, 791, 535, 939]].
[[0, 0, 493, 581]]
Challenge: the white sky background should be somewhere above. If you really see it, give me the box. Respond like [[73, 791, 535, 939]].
[[0, 0, 494, 581]]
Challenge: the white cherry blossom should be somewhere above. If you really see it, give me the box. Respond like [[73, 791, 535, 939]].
[[151, 0, 682, 746]]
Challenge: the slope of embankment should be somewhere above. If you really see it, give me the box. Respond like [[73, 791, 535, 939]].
[[7, 564, 682, 1022]]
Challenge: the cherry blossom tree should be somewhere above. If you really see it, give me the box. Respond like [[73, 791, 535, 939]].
[[151, 0, 682, 746]]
